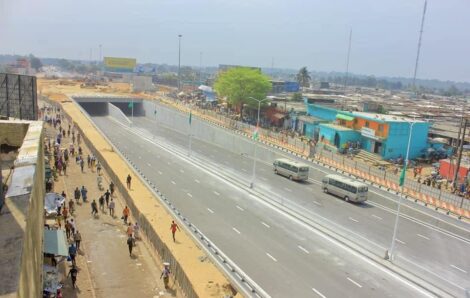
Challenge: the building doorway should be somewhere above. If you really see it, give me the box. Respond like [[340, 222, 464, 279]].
[[334, 133, 340, 147], [373, 141, 382, 154]]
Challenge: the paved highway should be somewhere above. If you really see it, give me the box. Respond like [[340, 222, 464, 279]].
[[88, 115, 438, 298], [117, 115, 470, 297]]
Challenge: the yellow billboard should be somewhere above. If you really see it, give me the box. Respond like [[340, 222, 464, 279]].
[[103, 57, 136, 72]]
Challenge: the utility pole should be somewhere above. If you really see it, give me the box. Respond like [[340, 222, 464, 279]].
[[412, 0, 427, 95], [344, 28, 352, 89], [453, 118, 467, 188], [178, 34, 182, 91]]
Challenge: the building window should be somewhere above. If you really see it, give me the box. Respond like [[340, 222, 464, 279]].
[[378, 124, 384, 132], [365, 121, 369, 128]]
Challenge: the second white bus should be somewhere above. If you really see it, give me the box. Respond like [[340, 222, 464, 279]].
[[321, 174, 368, 202], [273, 158, 309, 181]]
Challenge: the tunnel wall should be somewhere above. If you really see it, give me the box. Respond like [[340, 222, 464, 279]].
[[112, 102, 145, 117], [77, 102, 109, 116]]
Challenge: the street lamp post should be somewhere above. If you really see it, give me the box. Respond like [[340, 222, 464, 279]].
[[388, 121, 416, 260], [248, 97, 268, 188], [178, 34, 182, 91]]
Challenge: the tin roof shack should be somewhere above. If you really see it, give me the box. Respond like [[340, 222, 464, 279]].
[[439, 159, 470, 184], [0, 120, 44, 298], [318, 123, 361, 151]]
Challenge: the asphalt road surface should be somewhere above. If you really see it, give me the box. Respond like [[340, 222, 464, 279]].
[[89, 114, 469, 297]]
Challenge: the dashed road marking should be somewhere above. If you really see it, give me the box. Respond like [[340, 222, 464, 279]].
[[417, 234, 430, 240], [241, 168, 248, 172], [261, 222, 270, 228], [312, 288, 327, 298], [396, 239, 406, 245], [347, 277, 362, 288], [232, 227, 241, 234], [371, 214, 383, 220], [450, 264, 467, 274], [138, 156, 142, 159], [213, 191, 220, 196], [298, 245, 310, 254], [147, 163, 151, 167], [283, 187, 292, 192], [260, 177, 268, 181], [207, 208, 214, 214], [158, 171, 162, 175], [348, 217, 359, 223], [187, 193, 193, 198], [312, 200, 322, 206], [171, 181, 176, 185], [236, 205, 244, 211], [179, 169, 184, 173], [266, 253, 277, 262], [195, 179, 200, 183]]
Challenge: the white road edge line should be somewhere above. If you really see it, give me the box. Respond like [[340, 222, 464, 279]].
[[371, 214, 383, 220], [236, 205, 244, 211], [312, 288, 327, 298], [312, 200, 322, 206], [171, 181, 176, 185], [195, 179, 200, 183], [417, 234, 430, 240], [207, 208, 214, 214], [347, 277, 362, 288], [266, 253, 277, 262], [232, 227, 241, 234], [450, 264, 467, 274], [395, 239, 406, 245], [283, 187, 292, 192], [213, 191, 220, 196], [157, 171, 162, 175], [261, 222, 270, 228], [186, 193, 193, 198], [348, 217, 359, 223], [298, 245, 310, 254]]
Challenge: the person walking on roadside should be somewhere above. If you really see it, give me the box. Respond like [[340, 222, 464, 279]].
[[127, 235, 134, 257], [170, 221, 180, 242], [74, 230, 82, 251], [109, 199, 115, 217], [62, 206, 69, 221], [80, 158, 85, 173], [126, 222, 134, 238], [98, 195, 105, 212], [97, 161, 102, 175], [87, 155, 91, 168], [160, 263, 171, 289], [65, 220, 72, 240], [80, 186, 88, 202], [91, 199, 98, 216], [126, 174, 132, 189], [68, 265, 78, 289], [63, 162, 67, 176], [69, 218, 76, 234], [68, 199, 75, 215], [68, 243, 77, 266], [104, 189, 110, 207], [74, 187, 80, 204], [133, 222, 140, 240], [122, 206, 130, 224], [110, 181, 115, 197]]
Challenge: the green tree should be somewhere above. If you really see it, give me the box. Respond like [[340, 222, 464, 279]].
[[29, 54, 42, 71], [296, 67, 311, 88], [214, 67, 271, 119], [291, 92, 303, 101]]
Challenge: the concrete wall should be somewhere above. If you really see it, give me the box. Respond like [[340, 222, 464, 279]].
[[0, 121, 44, 298], [0, 121, 29, 147], [77, 102, 109, 116]]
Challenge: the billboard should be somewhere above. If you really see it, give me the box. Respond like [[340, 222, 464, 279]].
[[104, 57, 136, 73], [0, 73, 37, 120]]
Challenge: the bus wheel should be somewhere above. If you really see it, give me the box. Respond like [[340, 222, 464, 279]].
[[323, 188, 328, 193], [274, 169, 278, 174], [344, 196, 350, 202], [289, 175, 293, 180]]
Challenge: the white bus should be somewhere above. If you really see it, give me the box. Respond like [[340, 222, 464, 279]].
[[273, 158, 309, 181], [322, 174, 368, 203]]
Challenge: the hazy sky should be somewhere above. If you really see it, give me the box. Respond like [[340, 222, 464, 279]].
[[1, 0, 469, 82]]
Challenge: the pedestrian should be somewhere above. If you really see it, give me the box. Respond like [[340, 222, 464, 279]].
[[68, 200, 75, 215], [74, 187, 80, 203], [97, 161, 102, 175], [81, 186, 88, 202], [87, 155, 91, 168], [63, 162, 67, 175], [65, 220, 72, 239], [69, 218, 76, 234], [72, 134, 76, 144], [110, 181, 115, 197], [99, 195, 105, 212], [170, 220, 180, 242], [122, 206, 130, 224], [67, 265, 78, 289], [126, 174, 132, 189], [133, 222, 140, 240], [62, 205, 69, 221], [127, 235, 134, 257], [77, 133, 81, 145], [68, 243, 77, 266], [55, 197, 62, 215], [80, 158, 84, 172], [109, 199, 115, 217], [74, 230, 82, 251], [91, 199, 98, 215], [104, 189, 110, 207], [126, 222, 134, 237], [78, 146, 82, 156], [160, 262, 171, 289]]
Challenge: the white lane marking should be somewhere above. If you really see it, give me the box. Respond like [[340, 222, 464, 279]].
[[213, 191, 220, 196], [348, 217, 359, 223], [186, 193, 193, 198], [147, 163, 151, 167], [298, 245, 310, 254], [312, 287, 327, 298], [266, 253, 277, 262], [167, 161, 171, 165], [195, 179, 200, 183], [371, 214, 383, 220], [283, 187, 292, 192], [347, 277, 362, 288], [157, 171, 163, 175], [179, 169, 184, 173], [207, 208, 214, 214], [171, 181, 176, 185], [261, 222, 270, 228], [241, 168, 248, 172], [450, 264, 467, 274], [396, 239, 406, 245], [236, 205, 244, 211], [312, 200, 322, 206], [138, 156, 142, 159], [232, 227, 241, 234], [417, 234, 430, 240]]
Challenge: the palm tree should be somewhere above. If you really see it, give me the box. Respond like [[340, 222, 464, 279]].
[[296, 67, 311, 88]]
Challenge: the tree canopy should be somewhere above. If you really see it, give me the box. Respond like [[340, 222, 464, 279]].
[[214, 67, 272, 113], [296, 66, 311, 88], [29, 54, 42, 71]]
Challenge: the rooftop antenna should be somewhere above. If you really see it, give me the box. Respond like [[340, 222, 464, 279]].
[[344, 28, 352, 90], [412, 0, 427, 95]]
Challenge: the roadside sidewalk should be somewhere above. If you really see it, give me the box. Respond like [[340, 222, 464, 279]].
[[46, 112, 179, 297]]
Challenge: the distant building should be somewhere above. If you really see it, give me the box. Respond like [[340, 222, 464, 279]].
[[270, 80, 300, 94], [320, 82, 330, 89], [218, 64, 261, 73]]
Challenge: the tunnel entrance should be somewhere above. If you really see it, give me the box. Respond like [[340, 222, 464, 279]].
[[75, 98, 145, 117], [78, 102, 109, 116]]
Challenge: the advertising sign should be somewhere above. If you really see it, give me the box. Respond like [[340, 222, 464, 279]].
[[361, 127, 380, 140], [104, 57, 136, 72]]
